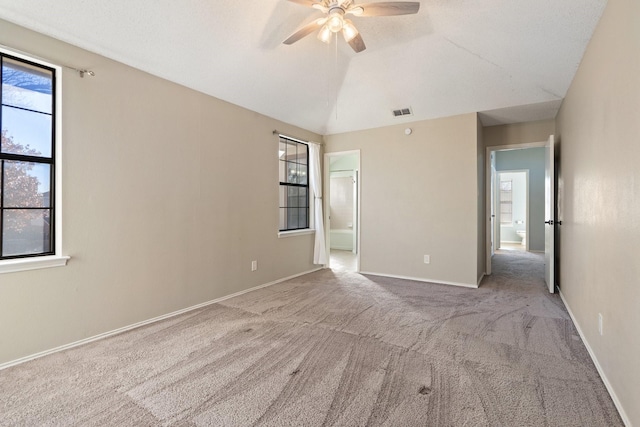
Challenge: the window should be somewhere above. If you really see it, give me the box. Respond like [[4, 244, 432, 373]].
[[1, 52, 56, 260], [278, 135, 309, 231], [499, 179, 513, 225]]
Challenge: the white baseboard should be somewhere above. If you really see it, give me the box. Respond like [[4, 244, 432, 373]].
[[0, 267, 323, 371], [330, 245, 354, 251], [360, 271, 478, 289], [559, 291, 631, 426]]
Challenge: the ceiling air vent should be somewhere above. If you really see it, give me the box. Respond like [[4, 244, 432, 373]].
[[392, 107, 413, 117]]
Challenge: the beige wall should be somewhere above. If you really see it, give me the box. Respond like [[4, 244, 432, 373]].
[[555, 0, 639, 424], [483, 119, 555, 148], [476, 116, 485, 282], [324, 114, 480, 286], [0, 20, 320, 365]]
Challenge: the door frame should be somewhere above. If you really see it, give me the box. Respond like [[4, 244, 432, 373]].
[[485, 141, 545, 275], [324, 150, 361, 272]]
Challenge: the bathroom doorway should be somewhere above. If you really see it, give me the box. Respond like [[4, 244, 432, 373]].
[[324, 150, 360, 272], [486, 142, 547, 274], [496, 170, 529, 251]]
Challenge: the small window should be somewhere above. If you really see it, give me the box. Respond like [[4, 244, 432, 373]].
[[1, 53, 56, 259], [500, 180, 513, 225], [278, 135, 309, 231]]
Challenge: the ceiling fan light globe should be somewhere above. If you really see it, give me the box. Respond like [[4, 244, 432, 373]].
[[327, 14, 344, 32], [342, 20, 359, 42], [348, 6, 364, 16], [318, 25, 333, 43]]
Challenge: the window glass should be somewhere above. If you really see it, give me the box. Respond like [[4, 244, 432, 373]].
[[278, 136, 310, 232], [500, 180, 513, 225], [2, 209, 51, 257], [1, 53, 56, 259], [1, 106, 52, 157], [1, 58, 53, 114], [2, 161, 51, 207]]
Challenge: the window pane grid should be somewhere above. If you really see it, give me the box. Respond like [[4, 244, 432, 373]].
[[500, 180, 513, 225], [278, 136, 309, 232], [0, 53, 55, 259]]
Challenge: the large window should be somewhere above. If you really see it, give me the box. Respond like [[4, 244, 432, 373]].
[[1, 53, 56, 259], [279, 135, 309, 231]]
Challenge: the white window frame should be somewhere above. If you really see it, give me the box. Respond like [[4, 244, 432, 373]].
[[0, 47, 69, 274]]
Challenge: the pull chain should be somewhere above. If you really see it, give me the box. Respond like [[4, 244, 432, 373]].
[[335, 32, 339, 120]]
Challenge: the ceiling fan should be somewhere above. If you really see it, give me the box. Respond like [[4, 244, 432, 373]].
[[283, 0, 420, 53]]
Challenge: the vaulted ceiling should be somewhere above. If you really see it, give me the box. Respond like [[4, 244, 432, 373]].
[[0, 0, 607, 134]]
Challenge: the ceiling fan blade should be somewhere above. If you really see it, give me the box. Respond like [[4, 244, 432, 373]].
[[283, 19, 326, 45], [351, 2, 420, 17], [348, 33, 366, 53]]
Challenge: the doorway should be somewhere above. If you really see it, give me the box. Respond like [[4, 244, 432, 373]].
[[324, 150, 360, 272], [486, 141, 546, 275]]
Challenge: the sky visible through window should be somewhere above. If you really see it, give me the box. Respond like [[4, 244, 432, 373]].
[[2, 59, 52, 194]]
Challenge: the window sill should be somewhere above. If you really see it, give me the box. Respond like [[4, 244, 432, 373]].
[[0, 255, 70, 274], [278, 229, 315, 238]]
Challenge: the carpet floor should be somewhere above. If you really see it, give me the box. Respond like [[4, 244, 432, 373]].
[[0, 251, 623, 426]]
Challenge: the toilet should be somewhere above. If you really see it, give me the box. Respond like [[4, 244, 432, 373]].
[[516, 230, 526, 246]]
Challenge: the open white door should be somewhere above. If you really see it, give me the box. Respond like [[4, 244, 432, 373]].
[[544, 135, 555, 293], [490, 155, 497, 257], [352, 171, 358, 254]]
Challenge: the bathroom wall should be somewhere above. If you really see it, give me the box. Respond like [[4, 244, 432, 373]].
[[329, 154, 358, 172], [495, 148, 545, 251], [329, 170, 355, 251], [498, 171, 527, 243], [329, 175, 354, 230], [329, 173, 355, 230]]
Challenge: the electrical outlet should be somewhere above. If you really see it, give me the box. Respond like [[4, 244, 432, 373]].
[[598, 313, 603, 336], [424, 255, 430, 264], [251, 260, 258, 271]]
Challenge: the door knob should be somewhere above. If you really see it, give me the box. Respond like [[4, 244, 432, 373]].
[[545, 220, 554, 225]]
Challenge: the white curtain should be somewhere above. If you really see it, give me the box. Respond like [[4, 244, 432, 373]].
[[309, 142, 327, 265]]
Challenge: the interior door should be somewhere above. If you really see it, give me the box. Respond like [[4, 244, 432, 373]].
[[490, 155, 497, 257], [544, 135, 555, 293], [352, 171, 358, 254]]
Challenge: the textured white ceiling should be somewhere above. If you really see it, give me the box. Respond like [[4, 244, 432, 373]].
[[0, 0, 606, 134]]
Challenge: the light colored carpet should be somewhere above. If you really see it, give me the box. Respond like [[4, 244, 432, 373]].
[[0, 251, 623, 426]]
